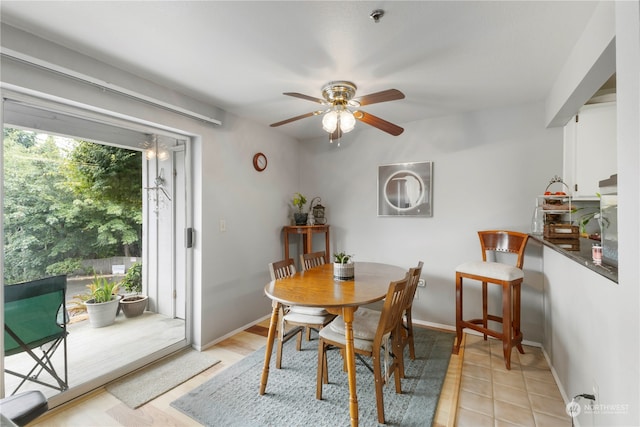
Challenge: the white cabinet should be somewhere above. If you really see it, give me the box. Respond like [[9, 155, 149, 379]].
[[563, 102, 617, 198]]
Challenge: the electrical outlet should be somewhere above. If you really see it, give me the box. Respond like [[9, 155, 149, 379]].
[[418, 279, 426, 287]]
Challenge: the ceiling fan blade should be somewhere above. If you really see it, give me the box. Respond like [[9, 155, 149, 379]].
[[352, 89, 405, 107], [270, 111, 324, 127], [284, 92, 327, 104], [353, 111, 404, 136]]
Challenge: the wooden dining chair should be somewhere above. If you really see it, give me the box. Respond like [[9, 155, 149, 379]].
[[396, 261, 423, 378], [316, 273, 411, 424], [268, 259, 335, 369], [335, 261, 423, 379], [299, 251, 326, 271]]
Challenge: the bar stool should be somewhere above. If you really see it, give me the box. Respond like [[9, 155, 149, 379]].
[[452, 230, 529, 369]]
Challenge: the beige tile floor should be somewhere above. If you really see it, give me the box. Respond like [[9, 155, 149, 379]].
[[456, 334, 572, 427]]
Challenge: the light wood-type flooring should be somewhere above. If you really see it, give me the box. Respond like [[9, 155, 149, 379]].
[[25, 320, 568, 427]]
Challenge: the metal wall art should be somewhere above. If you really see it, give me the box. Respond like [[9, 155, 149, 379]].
[[378, 161, 433, 217]]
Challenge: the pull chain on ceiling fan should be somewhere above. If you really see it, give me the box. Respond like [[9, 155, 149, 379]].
[[270, 81, 405, 142]]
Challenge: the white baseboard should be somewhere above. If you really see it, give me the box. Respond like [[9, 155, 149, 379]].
[[197, 313, 271, 351]]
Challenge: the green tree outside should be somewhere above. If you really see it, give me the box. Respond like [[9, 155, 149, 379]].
[[3, 128, 142, 284]]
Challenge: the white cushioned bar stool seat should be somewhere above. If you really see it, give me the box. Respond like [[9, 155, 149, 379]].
[[453, 230, 529, 370], [456, 261, 524, 282]]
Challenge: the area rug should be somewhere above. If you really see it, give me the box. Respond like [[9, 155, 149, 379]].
[[171, 327, 454, 426], [106, 348, 220, 409]]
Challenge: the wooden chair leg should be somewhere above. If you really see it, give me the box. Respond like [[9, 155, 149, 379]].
[[482, 281, 488, 340], [514, 283, 525, 354], [394, 362, 403, 394], [316, 340, 326, 400], [276, 319, 285, 369], [295, 328, 303, 351], [323, 348, 328, 384], [393, 335, 403, 392], [406, 310, 415, 360], [372, 352, 386, 424], [396, 325, 407, 379], [502, 283, 513, 370], [276, 341, 284, 369], [453, 273, 463, 354]]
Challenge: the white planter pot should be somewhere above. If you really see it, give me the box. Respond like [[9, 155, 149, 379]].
[[333, 262, 355, 281], [85, 295, 121, 328]]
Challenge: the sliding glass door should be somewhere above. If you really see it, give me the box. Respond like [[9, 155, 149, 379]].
[[2, 95, 191, 406]]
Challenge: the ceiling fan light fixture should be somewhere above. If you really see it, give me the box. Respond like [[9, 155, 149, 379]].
[[322, 110, 338, 133], [271, 80, 405, 138], [339, 110, 356, 133]]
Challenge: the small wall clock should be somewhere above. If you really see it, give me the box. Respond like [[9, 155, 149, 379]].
[[253, 152, 267, 171]]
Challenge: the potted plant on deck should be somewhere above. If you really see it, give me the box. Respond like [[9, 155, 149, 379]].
[[333, 252, 355, 281], [292, 192, 308, 225], [119, 262, 148, 318], [84, 277, 121, 328]]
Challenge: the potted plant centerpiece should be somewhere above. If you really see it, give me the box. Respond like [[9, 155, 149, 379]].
[[333, 251, 355, 281], [292, 192, 308, 225], [84, 276, 121, 328], [119, 262, 148, 318]]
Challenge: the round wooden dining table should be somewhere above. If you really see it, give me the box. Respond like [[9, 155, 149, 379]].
[[260, 262, 407, 427]]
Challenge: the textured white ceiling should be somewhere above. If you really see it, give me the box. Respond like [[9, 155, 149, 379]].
[[0, 1, 599, 140]]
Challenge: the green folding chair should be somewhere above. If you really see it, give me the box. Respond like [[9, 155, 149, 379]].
[[4, 275, 69, 395]]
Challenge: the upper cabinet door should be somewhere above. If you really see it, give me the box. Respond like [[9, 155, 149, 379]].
[[563, 102, 617, 199]]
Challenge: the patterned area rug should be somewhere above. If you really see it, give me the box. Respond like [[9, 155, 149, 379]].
[[171, 327, 454, 426]]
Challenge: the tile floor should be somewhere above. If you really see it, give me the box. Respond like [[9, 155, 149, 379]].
[[456, 334, 572, 427]]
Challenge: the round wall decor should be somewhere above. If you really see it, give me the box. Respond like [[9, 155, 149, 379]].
[[253, 152, 267, 171]]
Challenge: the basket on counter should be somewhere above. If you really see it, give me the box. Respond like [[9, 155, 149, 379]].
[[544, 223, 579, 239], [544, 238, 580, 251]]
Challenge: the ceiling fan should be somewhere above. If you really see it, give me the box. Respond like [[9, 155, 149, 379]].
[[270, 81, 405, 141]]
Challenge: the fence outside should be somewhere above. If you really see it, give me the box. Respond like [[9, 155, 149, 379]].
[[81, 257, 141, 276]]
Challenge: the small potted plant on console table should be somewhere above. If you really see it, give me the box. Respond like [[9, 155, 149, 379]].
[[292, 192, 308, 225], [333, 252, 355, 281]]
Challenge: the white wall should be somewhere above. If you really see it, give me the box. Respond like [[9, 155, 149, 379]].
[[299, 101, 561, 344], [195, 110, 300, 348]]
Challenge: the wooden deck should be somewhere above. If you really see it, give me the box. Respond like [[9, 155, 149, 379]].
[[3, 312, 185, 407]]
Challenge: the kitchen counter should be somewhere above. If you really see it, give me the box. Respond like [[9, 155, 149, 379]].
[[530, 235, 618, 283]]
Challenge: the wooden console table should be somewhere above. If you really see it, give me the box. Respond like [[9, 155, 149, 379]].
[[282, 225, 330, 262]]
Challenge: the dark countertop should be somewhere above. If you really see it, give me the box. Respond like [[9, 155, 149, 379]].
[[530, 235, 618, 283]]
